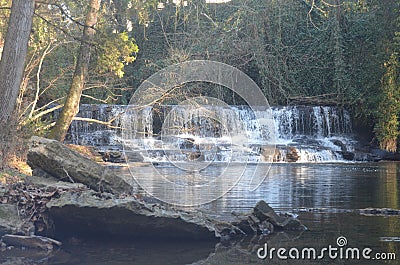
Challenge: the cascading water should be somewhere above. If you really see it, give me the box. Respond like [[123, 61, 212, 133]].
[[65, 104, 126, 146], [65, 104, 357, 162], [271, 106, 354, 162]]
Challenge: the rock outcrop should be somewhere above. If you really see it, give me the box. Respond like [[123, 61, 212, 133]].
[[45, 189, 305, 240], [27, 136, 133, 195], [234, 201, 306, 235], [45, 189, 243, 240]]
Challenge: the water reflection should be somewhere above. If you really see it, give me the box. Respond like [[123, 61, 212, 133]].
[[0, 240, 216, 265], [377, 162, 399, 209], [128, 162, 400, 264], [376, 162, 399, 258], [199, 163, 400, 215], [199, 163, 358, 216], [129, 163, 245, 206]]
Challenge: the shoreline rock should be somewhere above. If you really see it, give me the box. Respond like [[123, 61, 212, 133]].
[[44, 189, 306, 240], [45, 188, 243, 240], [27, 136, 133, 195]]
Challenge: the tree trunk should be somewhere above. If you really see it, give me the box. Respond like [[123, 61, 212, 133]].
[[49, 0, 100, 141], [0, 0, 35, 122]]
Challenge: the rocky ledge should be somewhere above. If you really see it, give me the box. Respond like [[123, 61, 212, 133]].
[[44, 189, 306, 240]]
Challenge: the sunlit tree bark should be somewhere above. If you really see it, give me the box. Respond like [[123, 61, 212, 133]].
[[49, 0, 100, 141], [0, 0, 35, 122]]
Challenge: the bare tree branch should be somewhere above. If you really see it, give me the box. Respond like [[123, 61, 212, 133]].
[[81, 94, 117, 103], [30, 42, 52, 118], [72, 117, 121, 129], [33, 12, 97, 44]]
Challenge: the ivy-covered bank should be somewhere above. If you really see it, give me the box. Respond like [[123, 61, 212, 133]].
[[127, 0, 400, 152]]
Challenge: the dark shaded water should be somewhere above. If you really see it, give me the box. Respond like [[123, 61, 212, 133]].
[[2, 162, 400, 264]]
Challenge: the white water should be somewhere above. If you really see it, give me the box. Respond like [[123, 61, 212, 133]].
[[66, 104, 357, 162]]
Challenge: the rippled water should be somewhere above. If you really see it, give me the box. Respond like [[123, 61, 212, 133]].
[[202, 162, 400, 213], [2, 162, 400, 264]]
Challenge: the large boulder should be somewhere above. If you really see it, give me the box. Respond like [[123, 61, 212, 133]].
[[45, 192, 306, 240], [45, 189, 244, 240], [27, 136, 133, 195]]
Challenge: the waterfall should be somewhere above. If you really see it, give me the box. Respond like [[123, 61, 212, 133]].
[[65, 104, 356, 162], [273, 106, 352, 139], [65, 104, 125, 146]]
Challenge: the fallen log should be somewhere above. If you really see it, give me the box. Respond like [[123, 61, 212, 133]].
[[288, 93, 341, 106], [27, 136, 133, 195]]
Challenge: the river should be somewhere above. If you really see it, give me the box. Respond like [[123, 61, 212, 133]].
[[3, 161, 398, 264]]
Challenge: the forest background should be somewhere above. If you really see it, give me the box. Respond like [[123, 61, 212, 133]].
[[0, 0, 399, 168]]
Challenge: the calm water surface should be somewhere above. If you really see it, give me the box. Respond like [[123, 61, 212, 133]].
[[2, 162, 399, 264]]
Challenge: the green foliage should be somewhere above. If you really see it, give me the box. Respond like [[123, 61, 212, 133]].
[[124, 0, 400, 146], [0, 0, 11, 39], [374, 53, 400, 152], [96, 32, 139, 78], [2, 0, 399, 150], [126, 0, 353, 104]]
